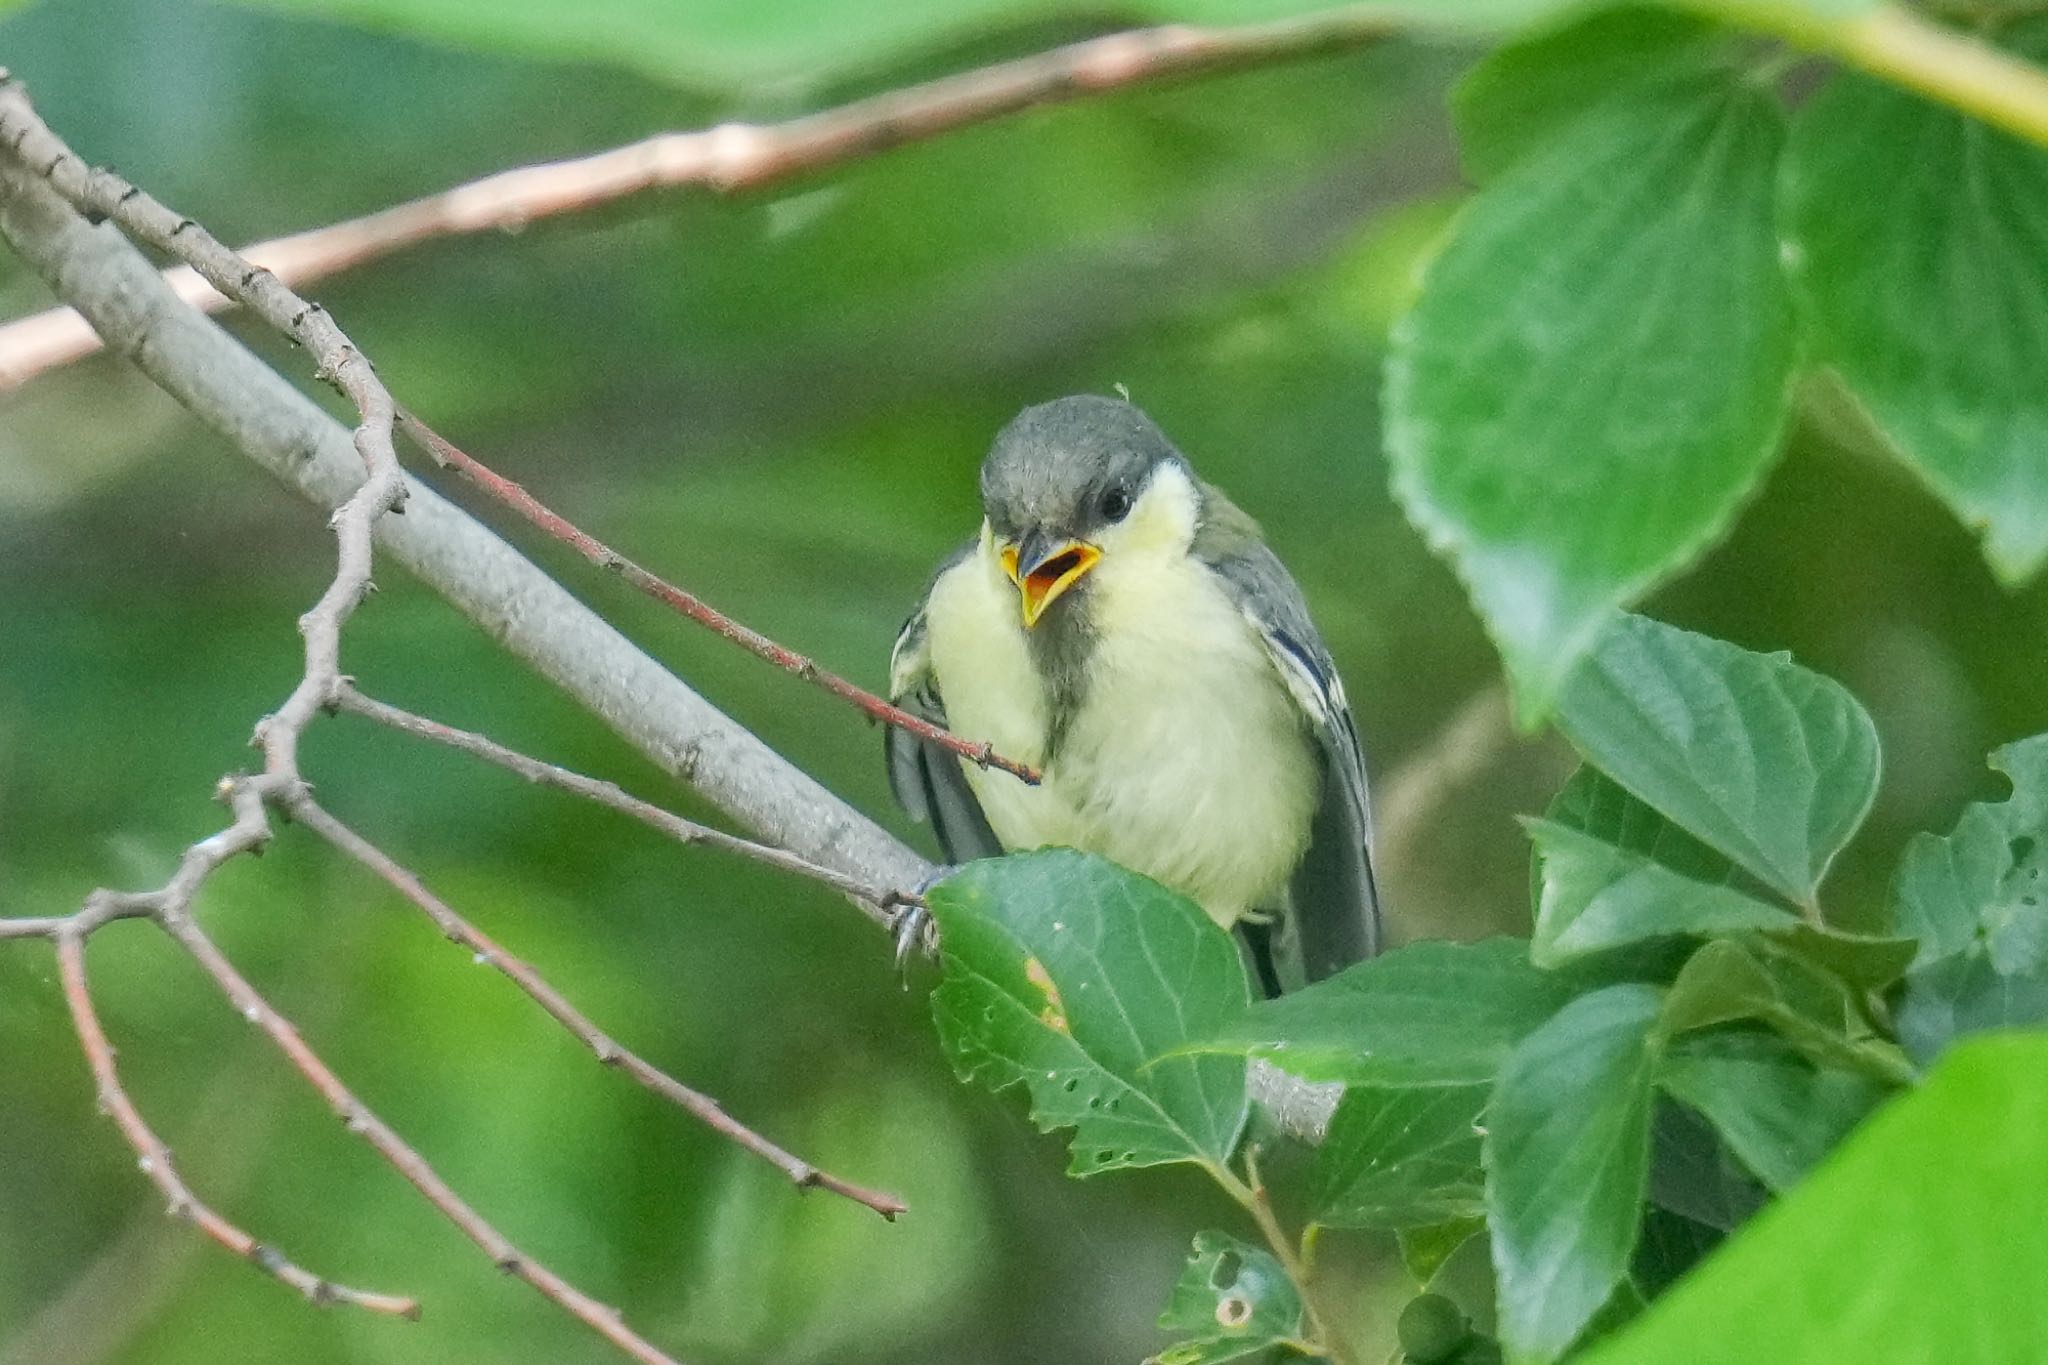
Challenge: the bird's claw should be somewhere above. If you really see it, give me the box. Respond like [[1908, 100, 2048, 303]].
[[887, 864, 957, 984]]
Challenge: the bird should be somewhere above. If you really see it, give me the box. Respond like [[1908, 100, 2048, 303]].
[[886, 394, 1380, 995]]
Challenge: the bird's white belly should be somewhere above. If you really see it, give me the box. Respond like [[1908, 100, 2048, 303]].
[[925, 543, 1318, 928]]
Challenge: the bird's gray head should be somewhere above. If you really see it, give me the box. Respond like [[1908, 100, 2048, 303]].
[[979, 395, 1198, 629]]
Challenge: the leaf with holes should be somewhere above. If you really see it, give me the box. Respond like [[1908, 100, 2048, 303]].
[[927, 850, 1249, 1175], [1782, 23, 2048, 583], [1487, 984, 1665, 1364], [1892, 734, 2048, 970], [1148, 1230, 1307, 1365], [1389, 55, 1796, 720], [1311, 1082, 1489, 1228], [1556, 614, 1881, 906], [1187, 938, 1575, 1086]]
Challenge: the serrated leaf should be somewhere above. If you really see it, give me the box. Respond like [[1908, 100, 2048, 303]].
[[1188, 939, 1574, 1086], [1657, 1031, 1884, 1193], [1149, 1230, 1306, 1365], [1486, 984, 1665, 1365], [1311, 1083, 1488, 1228], [1388, 71, 1795, 721], [1452, 9, 1730, 181], [1582, 1035, 2048, 1364], [1782, 31, 2048, 582], [1525, 818, 1794, 968], [928, 850, 1248, 1175], [1891, 734, 2048, 970], [1556, 614, 1881, 905]]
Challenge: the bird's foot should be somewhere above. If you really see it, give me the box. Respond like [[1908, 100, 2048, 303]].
[[885, 863, 959, 982]]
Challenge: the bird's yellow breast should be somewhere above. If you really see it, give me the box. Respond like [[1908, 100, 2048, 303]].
[[923, 518, 1318, 929]]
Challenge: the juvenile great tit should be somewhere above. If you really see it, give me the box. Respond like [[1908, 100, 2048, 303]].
[[887, 395, 1381, 994]]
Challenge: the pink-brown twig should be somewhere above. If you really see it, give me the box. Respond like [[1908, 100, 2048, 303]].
[[54, 929, 421, 1319], [333, 683, 906, 924], [287, 791, 907, 1219], [397, 410, 1040, 786], [0, 11, 1392, 392]]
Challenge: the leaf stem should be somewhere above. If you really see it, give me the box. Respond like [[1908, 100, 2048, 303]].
[[1701, 1, 2048, 150], [1210, 1151, 1359, 1365]]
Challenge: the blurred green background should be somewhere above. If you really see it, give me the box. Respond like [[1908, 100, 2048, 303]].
[[1, 0, 2044, 1361]]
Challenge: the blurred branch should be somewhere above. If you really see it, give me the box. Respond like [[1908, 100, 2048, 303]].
[[1703, 1, 2048, 145], [397, 412, 1040, 786], [0, 9, 1395, 391], [288, 792, 909, 1219]]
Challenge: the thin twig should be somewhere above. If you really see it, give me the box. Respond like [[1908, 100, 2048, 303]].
[[53, 930, 420, 1319], [396, 409, 1040, 786], [146, 901, 688, 1365], [286, 792, 908, 1219], [333, 683, 905, 924], [0, 11, 1394, 391], [0, 84, 697, 1362]]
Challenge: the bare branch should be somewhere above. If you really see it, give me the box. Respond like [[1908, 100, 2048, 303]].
[[0, 90, 932, 896], [144, 901, 688, 1365], [397, 411, 1038, 785], [0, 11, 1395, 391], [54, 930, 421, 1319], [334, 683, 904, 924], [286, 793, 908, 1219]]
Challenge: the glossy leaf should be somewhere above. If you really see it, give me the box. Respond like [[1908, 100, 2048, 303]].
[[1891, 734, 2048, 970], [1584, 1036, 2048, 1363], [1189, 938, 1574, 1086], [928, 850, 1248, 1175], [1657, 1030, 1885, 1193], [1149, 1230, 1306, 1365], [1486, 984, 1665, 1364], [1556, 614, 1882, 905], [1311, 1083, 1488, 1228], [1783, 33, 2048, 583], [1388, 73, 1795, 720]]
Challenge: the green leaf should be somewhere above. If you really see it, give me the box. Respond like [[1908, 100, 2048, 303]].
[[1388, 70, 1796, 721], [1399, 1218, 1487, 1285], [1149, 1230, 1306, 1365], [1896, 950, 2048, 1068], [1452, 9, 1729, 181], [1765, 922, 1917, 993], [1398, 1292, 1479, 1363], [1311, 1083, 1488, 1228], [1582, 1035, 2048, 1364], [1486, 984, 1665, 1365], [1891, 734, 2048, 970], [928, 850, 1248, 1175], [1662, 940, 1912, 1085], [1556, 614, 1882, 905], [1657, 1031, 1884, 1193], [1782, 34, 2048, 583], [1188, 938, 1575, 1086], [1525, 818, 1794, 968]]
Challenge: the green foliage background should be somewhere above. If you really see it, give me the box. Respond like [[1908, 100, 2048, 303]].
[[0, 0, 2044, 1361]]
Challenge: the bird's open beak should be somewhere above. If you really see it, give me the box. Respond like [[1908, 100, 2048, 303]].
[[1000, 532, 1101, 629]]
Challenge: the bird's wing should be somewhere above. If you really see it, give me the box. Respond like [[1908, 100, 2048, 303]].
[[886, 542, 1004, 864], [1197, 501, 1382, 986]]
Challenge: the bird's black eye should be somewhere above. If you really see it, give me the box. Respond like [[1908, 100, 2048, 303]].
[[1100, 487, 1133, 523]]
